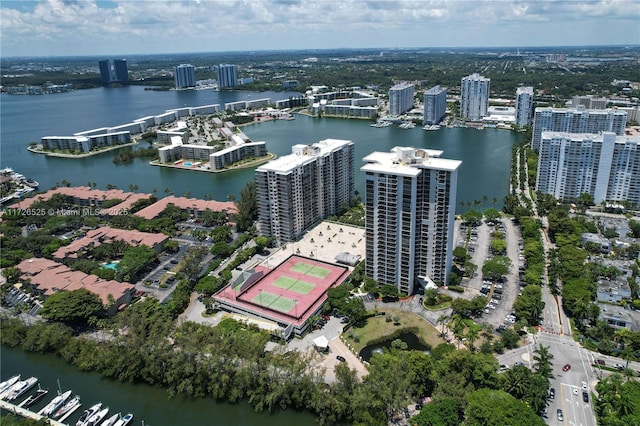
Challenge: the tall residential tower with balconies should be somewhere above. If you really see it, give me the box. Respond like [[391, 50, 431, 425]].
[[389, 82, 415, 116], [460, 73, 490, 121], [423, 85, 447, 125], [361, 147, 461, 294], [256, 139, 354, 245]]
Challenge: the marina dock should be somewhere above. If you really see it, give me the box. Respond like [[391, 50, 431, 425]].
[[0, 398, 67, 426]]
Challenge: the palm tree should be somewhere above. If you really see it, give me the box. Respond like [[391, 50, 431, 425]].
[[482, 194, 488, 211], [492, 197, 498, 208], [437, 314, 450, 338], [533, 345, 554, 382], [465, 324, 481, 352]]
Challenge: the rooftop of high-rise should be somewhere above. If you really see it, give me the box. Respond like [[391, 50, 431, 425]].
[[361, 147, 461, 176], [256, 138, 352, 174]]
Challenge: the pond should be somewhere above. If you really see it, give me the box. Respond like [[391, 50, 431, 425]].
[[358, 332, 430, 362]]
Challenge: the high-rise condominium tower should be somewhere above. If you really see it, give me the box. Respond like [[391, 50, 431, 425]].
[[174, 64, 196, 89], [531, 106, 628, 151], [460, 73, 490, 121], [362, 147, 461, 294], [536, 132, 640, 206], [217, 64, 238, 89], [98, 59, 128, 85], [256, 139, 354, 246], [423, 86, 447, 125], [389, 82, 415, 116], [515, 86, 534, 127]]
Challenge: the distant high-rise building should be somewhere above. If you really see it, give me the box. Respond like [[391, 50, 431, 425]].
[[217, 64, 238, 89], [98, 60, 111, 85], [174, 64, 196, 89], [113, 59, 129, 83], [361, 147, 461, 294], [515, 87, 534, 127], [98, 59, 129, 85], [256, 139, 354, 246], [572, 95, 608, 110], [389, 82, 415, 116], [531, 106, 628, 151], [423, 85, 447, 125], [460, 73, 490, 121], [536, 132, 640, 207]]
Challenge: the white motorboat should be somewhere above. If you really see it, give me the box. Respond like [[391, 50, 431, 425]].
[[76, 402, 102, 426], [100, 413, 119, 426], [40, 389, 72, 417], [0, 375, 20, 396], [53, 394, 81, 419], [86, 407, 110, 426], [6, 376, 38, 401], [113, 413, 134, 426]]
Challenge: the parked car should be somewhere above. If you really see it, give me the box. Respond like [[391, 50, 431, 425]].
[[336, 355, 346, 362], [582, 391, 589, 403], [557, 409, 564, 421], [613, 363, 624, 370], [563, 364, 571, 372], [582, 381, 588, 391], [549, 388, 555, 399], [596, 359, 606, 366], [572, 387, 579, 395]]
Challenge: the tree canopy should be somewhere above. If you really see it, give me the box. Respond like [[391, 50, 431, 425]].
[[40, 288, 103, 323]]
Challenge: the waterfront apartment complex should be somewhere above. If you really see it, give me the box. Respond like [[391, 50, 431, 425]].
[[217, 64, 238, 89], [536, 132, 640, 207], [460, 73, 490, 121], [175, 64, 196, 89], [515, 86, 534, 127], [423, 85, 447, 125], [531, 106, 627, 151], [389, 82, 415, 116], [98, 59, 128, 85], [256, 139, 355, 245], [361, 147, 461, 294]]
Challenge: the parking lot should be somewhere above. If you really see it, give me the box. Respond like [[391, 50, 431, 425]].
[[454, 217, 523, 329]]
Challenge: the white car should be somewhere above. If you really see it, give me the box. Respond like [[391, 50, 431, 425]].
[[582, 381, 588, 391], [572, 387, 579, 395]]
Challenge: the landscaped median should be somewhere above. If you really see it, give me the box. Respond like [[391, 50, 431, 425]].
[[342, 308, 445, 353]]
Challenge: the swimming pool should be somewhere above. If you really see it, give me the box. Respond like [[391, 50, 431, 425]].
[[103, 262, 119, 270], [183, 162, 193, 167]]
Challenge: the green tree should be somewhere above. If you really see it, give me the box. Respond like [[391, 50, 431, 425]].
[[463, 388, 546, 426], [40, 288, 103, 323], [234, 181, 257, 232]]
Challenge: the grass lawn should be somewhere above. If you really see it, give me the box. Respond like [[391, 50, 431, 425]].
[[344, 308, 446, 353]]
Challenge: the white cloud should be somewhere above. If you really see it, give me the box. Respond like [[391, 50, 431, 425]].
[[1, 0, 638, 56]]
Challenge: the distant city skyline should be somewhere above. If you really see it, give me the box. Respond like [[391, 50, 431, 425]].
[[1, 0, 638, 57]]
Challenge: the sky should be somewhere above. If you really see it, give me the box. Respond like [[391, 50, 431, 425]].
[[1, 0, 639, 57]]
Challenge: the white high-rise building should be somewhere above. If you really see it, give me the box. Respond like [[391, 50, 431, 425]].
[[174, 64, 196, 89], [515, 87, 534, 127], [256, 139, 354, 245], [389, 82, 415, 116], [460, 73, 490, 121], [536, 132, 640, 206], [361, 147, 461, 294], [217, 64, 238, 89], [531, 106, 627, 151], [423, 86, 447, 125]]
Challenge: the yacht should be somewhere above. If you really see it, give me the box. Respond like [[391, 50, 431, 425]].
[[113, 413, 134, 426], [86, 407, 110, 426], [76, 402, 102, 426], [40, 389, 72, 417], [5, 376, 38, 401], [100, 413, 120, 426], [0, 375, 20, 396], [53, 394, 81, 419], [23, 387, 49, 407]]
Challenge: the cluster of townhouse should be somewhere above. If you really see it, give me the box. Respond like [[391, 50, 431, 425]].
[[10, 187, 237, 313]]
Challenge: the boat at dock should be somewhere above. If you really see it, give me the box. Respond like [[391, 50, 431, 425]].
[[100, 413, 120, 426], [53, 394, 81, 419], [422, 124, 441, 131], [113, 413, 133, 426], [22, 387, 49, 407], [40, 389, 72, 417], [0, 375, 21, 396], [76, 402, 102, 426], [85, 406, 109, 426], [5, 377, 38, 401]]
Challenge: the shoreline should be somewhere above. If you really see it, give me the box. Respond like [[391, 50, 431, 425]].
[[27, 141, 139, 158]]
